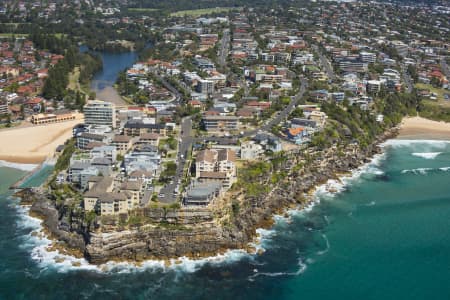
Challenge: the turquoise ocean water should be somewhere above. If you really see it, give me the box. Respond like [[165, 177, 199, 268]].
[[0, 140, 449, 299]]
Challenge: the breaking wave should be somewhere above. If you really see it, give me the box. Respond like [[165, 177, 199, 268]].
[[317, 234, 330, 256], [248, 257, 307, 280], [15, 204, 252, 274], [0, 160, 38, 172], [383, 139, 450, 148], [412, 152, 442, 159], [401, 167, 450, 175]]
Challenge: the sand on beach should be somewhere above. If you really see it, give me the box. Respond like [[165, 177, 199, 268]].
[[398, 116, 450, 140], [0, 114, 83, 164], [94, 86, 127, 106]]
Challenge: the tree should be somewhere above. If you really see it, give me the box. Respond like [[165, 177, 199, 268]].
[[20, 104, 25, 119], [5, 114, 11, 128]]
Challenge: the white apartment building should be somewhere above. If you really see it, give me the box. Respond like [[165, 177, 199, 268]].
[[83, 100, 116, 128]]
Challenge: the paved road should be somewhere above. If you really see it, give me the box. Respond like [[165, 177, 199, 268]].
[[196, 78, 309, 145], [259, 78, 308, 132], [158, 78, 308, 203], [149, 67, 184, 104], [218, 29, 230, 68], [158, 117, 193, 203], [401, 63, 413, 93], [312, 44, 336, 81]]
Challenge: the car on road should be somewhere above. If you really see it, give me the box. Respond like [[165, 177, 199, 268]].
[[158, 193, 165, 198]]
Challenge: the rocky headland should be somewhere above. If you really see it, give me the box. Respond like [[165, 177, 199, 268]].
[[20, 127, 398, 264]]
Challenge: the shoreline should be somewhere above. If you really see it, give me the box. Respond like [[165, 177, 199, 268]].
[[398, 116, 450, 140], [0, 155, 47, 164], [16, 117, 450, 268], [0, 160, 39, 172], [0, 116, 82, 165], [20, 127, 398, 267], [17, 142, 388, 271]]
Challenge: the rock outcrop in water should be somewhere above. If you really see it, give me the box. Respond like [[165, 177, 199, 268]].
[[25, 128, 397, 264]]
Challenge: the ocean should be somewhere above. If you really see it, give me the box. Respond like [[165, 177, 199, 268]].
[[0, 139, 449, 299]]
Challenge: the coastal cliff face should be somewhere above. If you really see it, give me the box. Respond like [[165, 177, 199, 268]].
[[27, 128, 397, 264]]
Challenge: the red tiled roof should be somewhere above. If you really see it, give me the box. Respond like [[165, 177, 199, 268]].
[[288, 127, 304, 136]]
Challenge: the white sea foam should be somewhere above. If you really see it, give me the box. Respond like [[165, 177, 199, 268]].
[[401, 166, 450, 175], [382, 139, 450, 148], [317, 234, 330, 256], [310, 152, 387, 201], [14, 204, 254, 274], [0, 160, 38, 171], [248, 257, 307, 280], [13, 140, 394, 274], [401, 168, 432, 175], [412, 152, 442, 159]]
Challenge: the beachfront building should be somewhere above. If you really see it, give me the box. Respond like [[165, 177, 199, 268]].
[[0, 100, 9, 115], [83, 100, 116, 128], [124, 119, 167, 136], [202, 115, 240, 132], [184, 182, 223, 206], [112, 135, 134, 155], [240, 140, 264, 160], [30, 113, 76, 125], [195, 148, 237, 189], [76, 132, 109, 149], [83, 176, 134, 215]]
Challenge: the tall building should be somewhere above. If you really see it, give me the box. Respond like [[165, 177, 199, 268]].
[[359, 51, 376, 63], [0, 100, 8, 115], [197, 79, 214, 95], [83, 100, 116, 128], [391, 41, 409, 58]]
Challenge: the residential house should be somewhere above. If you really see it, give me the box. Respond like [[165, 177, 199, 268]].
[[286, 127, 307, 144], [195, 148, 237, 188], [202, 115, 240, 132], [240, 141, 264, 160], [112, 135, 134, 155]]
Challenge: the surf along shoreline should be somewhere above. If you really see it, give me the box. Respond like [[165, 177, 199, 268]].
[[11, 116, 450, 269], [11, 123, 398, 265]]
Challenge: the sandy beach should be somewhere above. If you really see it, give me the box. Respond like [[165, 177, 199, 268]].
[[398, 116, 450, 140], [0, 114, 83, 164], [93, 85, 127, 106]]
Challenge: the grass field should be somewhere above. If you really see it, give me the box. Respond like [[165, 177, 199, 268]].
[[170, 7, 240, 17], [0, 33, 66, 38], [68, 67, 81, 91], [416, 83, 450, 122], [0, 33, 28, 38], [415, 83, 449, 105], [128, 8, 159, 13]]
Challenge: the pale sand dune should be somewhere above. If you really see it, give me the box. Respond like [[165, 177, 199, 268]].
[[399, 116, 450, 140], [0, 115, 83, 164]]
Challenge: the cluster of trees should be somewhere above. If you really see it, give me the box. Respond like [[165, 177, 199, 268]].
[[42, 55, 73, 100], [311, 92, 420, 149], [140, 41, 178, 61], [43, 47, 102, 101], [407, 65, 418, 82], [78, 52, 103, 85], [54, 139, 76, 172], [29, 31, 72, 54], [234, 161, 272, 197], [419, 101, 450, 122], [63, 90, 86, 111]]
